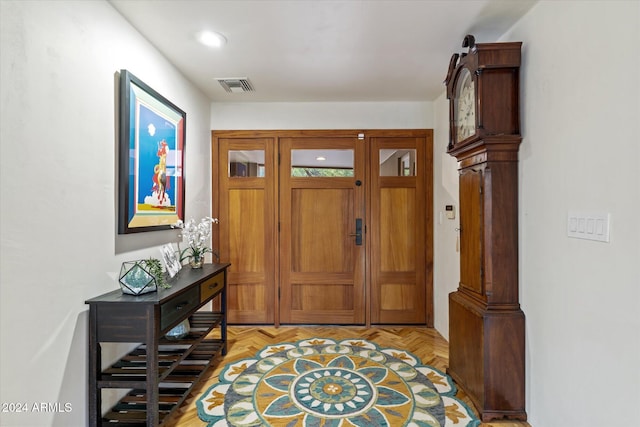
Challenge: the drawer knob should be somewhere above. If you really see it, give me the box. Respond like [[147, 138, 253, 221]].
[[175, 301, 189, 310]]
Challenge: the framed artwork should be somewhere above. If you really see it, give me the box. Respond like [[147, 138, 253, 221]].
[[118, 69, 186, 234]]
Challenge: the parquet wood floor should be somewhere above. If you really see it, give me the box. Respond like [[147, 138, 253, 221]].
[[164, 326, 530, 427]]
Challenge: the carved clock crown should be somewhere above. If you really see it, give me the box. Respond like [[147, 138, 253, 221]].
[[444, 35, 522, 153]]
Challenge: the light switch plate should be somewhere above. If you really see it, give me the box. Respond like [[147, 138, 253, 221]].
[[568, 211, 610, 242], [445, 205, 456, 219]]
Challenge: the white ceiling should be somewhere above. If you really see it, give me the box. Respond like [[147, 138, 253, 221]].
[[109, 0, 537, 103]]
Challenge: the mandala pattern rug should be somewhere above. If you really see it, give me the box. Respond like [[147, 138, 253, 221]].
[[197, 338, 479, 426], [196, 338, 480, 427]]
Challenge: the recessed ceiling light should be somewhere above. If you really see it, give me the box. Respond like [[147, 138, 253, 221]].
[[196, 31, 226, 48]]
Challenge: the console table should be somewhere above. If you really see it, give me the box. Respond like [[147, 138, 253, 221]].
[[86, 263, 229, 426]]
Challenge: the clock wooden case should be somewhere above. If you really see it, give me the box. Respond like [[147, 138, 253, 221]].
[[444, 35, 526, 422]]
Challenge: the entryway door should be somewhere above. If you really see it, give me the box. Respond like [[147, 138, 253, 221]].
[[279, 133, 366, 324], [213, 130, 432, 326]]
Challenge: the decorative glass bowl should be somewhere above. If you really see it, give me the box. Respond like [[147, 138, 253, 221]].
[[165, 319, 190, 340], [119, 260, 158, 295]]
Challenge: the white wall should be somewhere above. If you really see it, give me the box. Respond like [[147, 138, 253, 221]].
[[0, 1, 212, 425], [432, 93, 460, 338], [432, 1, 640, 425], [211, 101, 433, 129], [512, 2, 640, 425]]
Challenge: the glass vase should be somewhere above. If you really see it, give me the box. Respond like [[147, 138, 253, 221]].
[[190, 254, 204, 269]]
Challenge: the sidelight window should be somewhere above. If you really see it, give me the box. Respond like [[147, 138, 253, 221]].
[[379, 149, 417, 176], [229, 150, 265, 177]]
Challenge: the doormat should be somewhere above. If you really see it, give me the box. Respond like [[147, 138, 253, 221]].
[[197, 338, 479, 426]]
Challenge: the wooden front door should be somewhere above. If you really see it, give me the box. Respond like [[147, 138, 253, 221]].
[[278, 133, 366, 324], [214, 129, 432, 326], [215, 133, 277, 324]]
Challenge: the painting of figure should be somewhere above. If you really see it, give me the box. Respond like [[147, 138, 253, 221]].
[[118, 70, 185, 233]]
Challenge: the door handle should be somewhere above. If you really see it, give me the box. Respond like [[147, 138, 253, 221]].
[[350, 218, 363, 246]]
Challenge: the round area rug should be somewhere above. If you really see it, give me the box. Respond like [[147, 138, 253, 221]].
[[197, 338, 479, 427]]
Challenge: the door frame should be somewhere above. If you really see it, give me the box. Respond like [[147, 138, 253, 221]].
[[212, 129, 433, 327]]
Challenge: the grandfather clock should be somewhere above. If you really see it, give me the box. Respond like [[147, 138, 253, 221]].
[[444, 35, 526, 421]]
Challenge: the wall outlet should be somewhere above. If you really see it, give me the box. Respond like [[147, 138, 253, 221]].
[[567, 211, 610, 243]]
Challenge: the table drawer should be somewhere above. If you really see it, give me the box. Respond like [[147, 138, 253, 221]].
[[160, 287, 199, 331], [200, 272, 224, 302]]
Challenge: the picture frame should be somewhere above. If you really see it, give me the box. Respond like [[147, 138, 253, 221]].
[[398, 152, 413, 176], [159, 243, 181, 278], [402, 152, 411, 176], [118, 69, 186, 234]]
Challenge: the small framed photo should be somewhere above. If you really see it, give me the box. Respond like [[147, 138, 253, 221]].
[[401, 152, 412, 176], [160, 244, 181, 278]]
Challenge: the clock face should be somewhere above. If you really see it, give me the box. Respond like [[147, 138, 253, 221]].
[[455, 68, 476, 143]]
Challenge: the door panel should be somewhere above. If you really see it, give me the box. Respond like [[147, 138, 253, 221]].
[[291, 189, 354, 272], [380, 187, 416, 272], [228, 189, 265, 271], [369, 131, 433, 325], [459, 168, 483, 295], [280, 136, 365, 324], [216, 134, 276, 324]]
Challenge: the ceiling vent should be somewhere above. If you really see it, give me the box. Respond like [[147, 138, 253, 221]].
[[216, 78, 254, 93]]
